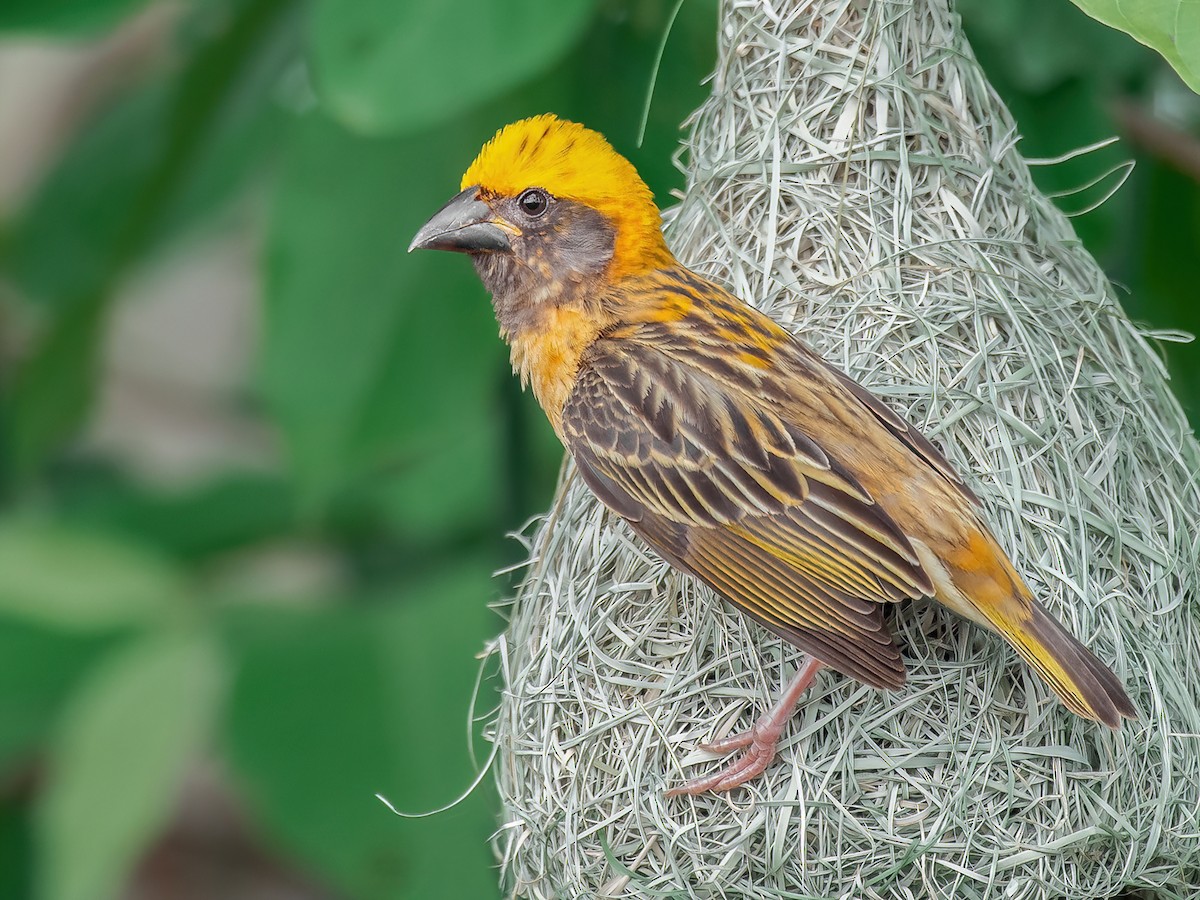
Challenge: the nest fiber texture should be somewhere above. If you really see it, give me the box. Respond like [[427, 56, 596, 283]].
[[491, 1, 1200, 897]]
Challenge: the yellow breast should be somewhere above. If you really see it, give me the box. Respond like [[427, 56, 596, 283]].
[[508, 304, 609, 435]]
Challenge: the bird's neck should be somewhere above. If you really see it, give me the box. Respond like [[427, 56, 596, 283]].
[[506, 301, 613, 434], [477, 245, 688, 434], [473, 254, 609, 433]]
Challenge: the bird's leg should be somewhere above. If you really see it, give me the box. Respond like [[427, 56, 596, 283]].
[[665, 656, 825, 797]]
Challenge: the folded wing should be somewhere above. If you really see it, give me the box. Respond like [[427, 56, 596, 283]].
[[562, 336, 936, 688]]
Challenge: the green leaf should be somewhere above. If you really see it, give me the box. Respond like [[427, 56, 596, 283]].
[[36, 630, 224, 900], [0, 620, 115, 769], [222, 562, 501, 899], [960, 0, 1150, 90], [4, 3, 299, 312], [309, 0, 598, 134], [58, 470, 297, 561], [362, 412, 503, 544], [3, 89, 166, 313], [0, 0, 149, 35], [0, 796, 34, 900], [4, 299, 107, 487], [262, 111, 507, 519], [1129, 159, 1200, 417], [0, 521, 186, 631], [1070, 0, 1200, 91]]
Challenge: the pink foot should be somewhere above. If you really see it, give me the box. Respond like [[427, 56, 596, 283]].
[[664, 715, 786, 796], [665, 656, 825, 798]]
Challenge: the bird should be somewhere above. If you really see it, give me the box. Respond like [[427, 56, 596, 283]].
[[409, 114, 1137, 797]]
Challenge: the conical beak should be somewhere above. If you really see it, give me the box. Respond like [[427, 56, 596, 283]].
[[408, 186, 511, 254]]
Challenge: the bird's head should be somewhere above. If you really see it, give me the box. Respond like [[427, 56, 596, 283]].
[[410, 115, 674, 313]]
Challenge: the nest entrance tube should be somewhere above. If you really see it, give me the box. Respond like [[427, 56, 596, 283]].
[[490, 0, 1200, 897]]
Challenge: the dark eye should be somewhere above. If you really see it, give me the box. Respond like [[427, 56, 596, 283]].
[[518, 188, 550, 218]]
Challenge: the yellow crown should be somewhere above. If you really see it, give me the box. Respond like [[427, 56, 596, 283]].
[[461, 114, 672, 278]]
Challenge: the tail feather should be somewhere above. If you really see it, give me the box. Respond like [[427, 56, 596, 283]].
[[1010, 601, 1137, 728]]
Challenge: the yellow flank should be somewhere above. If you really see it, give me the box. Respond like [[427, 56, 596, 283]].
[[462, 115, 673, 280], [943, 529, 1021, 615], [507, 304, 610, 434]]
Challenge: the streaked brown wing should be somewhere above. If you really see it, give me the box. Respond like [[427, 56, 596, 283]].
[[562, 337, 935, 688], [629, 513, 909, 687]]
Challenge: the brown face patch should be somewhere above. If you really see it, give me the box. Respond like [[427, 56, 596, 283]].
[[473, 196, 617, 334]]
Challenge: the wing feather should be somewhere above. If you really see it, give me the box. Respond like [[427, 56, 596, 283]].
[[628, 513, 905, 687], [562, 333, 936, 686]]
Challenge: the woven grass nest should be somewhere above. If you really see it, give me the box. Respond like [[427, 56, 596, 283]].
[[486, 0, 1200, 897]]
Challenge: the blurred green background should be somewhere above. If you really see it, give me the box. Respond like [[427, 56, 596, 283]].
[[0, 1, 1196, 898]]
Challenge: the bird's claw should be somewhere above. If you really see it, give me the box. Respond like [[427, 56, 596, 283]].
[[665, 718, 784, 797]]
